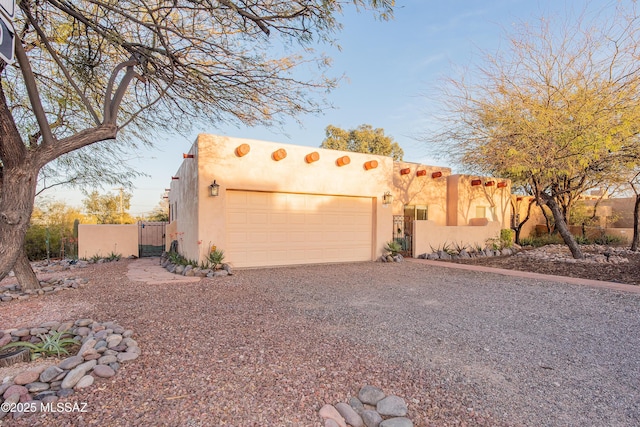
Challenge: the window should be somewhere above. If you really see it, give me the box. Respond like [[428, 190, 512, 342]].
[[404, 205, 428, 221]]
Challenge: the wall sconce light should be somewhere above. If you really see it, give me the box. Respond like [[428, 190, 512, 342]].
[[497, 181, 508, 188], [416, 170, 427, 177], [209, 180, 220, 197], [336, 156, 351, 167], [431, 171, 443, 179], [484, 181, 495, 187], [382, 191, 393, 206], [183, 153, 194, 158], [364, 160, 378, 170], [305, 152, 320, 163], [471, 179, 482, 186], [400, 168, 411, 175]]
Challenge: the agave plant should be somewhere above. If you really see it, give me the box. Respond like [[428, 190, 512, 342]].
[[384, 240, 402, 256], [0, 330, 79, 360]]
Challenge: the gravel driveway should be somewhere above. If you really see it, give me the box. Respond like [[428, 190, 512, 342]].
[[3, 259, 640, 426]]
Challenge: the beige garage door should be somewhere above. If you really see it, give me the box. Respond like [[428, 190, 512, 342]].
[[226, 191, 373, 267]]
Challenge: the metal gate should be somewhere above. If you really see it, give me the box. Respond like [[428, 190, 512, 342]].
[[138, 221, 167, 257], [393, 215, 413, 258]]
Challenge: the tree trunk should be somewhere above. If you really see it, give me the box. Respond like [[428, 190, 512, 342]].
[[631, 194, 640, 252], [0, 166, 40, 289], [513, 198, 535, 245], [14, 248, 39, 290], [544, 196, 584, 259], [0, 80, 41, 289]]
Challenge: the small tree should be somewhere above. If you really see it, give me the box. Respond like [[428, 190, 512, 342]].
[[426, 3, 640, 259], [321, 124, 404, 160]]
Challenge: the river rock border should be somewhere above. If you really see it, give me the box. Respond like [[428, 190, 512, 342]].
[[0, 318, 139, 421], [159, 252, 234, 277], [320, 385, 413, 427], [0, 277, 89, 305], [415, 245, 522, 261]]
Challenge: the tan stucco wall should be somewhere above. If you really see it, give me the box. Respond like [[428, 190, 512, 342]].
[[165, 221, 178, 251], [392, 163, 450, 225], [169, 134, 396, 264], [78, 224, 138, 259], [413, 220, 502, 256], [446, 175, 511, 228]]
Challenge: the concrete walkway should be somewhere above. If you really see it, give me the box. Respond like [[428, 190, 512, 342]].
[[126, 257, 201, 285], [408, 258, 640, 294]]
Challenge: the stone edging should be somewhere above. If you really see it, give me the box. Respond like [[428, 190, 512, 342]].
[[320, 385, 414, 427], [0, 318, 139, 421], [415, 246, 521, 261], [160, 252, 234, 277], [0, 277, 88, 304]]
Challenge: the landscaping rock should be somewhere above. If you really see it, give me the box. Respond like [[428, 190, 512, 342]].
[[40, 366, 64, 383], [361, 409, 383, 427], [336, 402, 364, 427], [13, 369, 41, 385], [349, 396, 365, 415], [358, 385, 386, 405], [93, 365, 116, 378], [379, 418, 413, 427], [377, 395, 408, 417], [74, 375, 94, 389], [319, 404, 347, 427]]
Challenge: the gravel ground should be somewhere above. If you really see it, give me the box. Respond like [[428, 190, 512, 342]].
[[2, 259, 640, 426]]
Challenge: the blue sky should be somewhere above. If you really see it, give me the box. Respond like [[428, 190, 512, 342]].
[[46, 0, 610, 215]]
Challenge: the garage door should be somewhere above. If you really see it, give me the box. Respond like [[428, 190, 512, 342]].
[[226, 191, 373, 267]]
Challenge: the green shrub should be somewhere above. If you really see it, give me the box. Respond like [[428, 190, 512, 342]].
[[593, 234, 623, 245], [500, 229, 514, 248], [520, 234, 565, 247]]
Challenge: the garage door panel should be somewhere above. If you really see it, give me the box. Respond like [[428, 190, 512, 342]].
[[226, 191, 372, 267]]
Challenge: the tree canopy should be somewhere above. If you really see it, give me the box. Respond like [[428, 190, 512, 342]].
[[427, 3, 640, 258], [321, 124, 404, 160], [82, 190, 134, 224], [0, 0, 396, 288]]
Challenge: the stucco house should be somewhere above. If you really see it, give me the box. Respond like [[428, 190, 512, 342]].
[[166, 134, 511, 267]]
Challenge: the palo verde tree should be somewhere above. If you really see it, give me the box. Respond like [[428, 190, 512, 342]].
[[426, 3, 640, 259], [0, 0, 395, 290], [321, 124, 404, 160]]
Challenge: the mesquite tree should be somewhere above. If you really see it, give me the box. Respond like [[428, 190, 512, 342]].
[[0, 0, 394, 289], [426, 3, 640, 259]]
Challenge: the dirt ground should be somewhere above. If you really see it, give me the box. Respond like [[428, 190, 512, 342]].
[[449, 247, 640, 286]]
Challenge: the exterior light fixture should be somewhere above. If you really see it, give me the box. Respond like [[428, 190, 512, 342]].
[[400, 168, 411, 175], [471, 179, 482, 186], [209, 180, 220, 197], [382, 191, 393, 206], [416, 170, 427, 177], [485, 181, 495, 187], [497, 181, 508, 188], [183, 153, 194, 158], [431, 171, 443, 179], [171, 176, 180, 180]]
